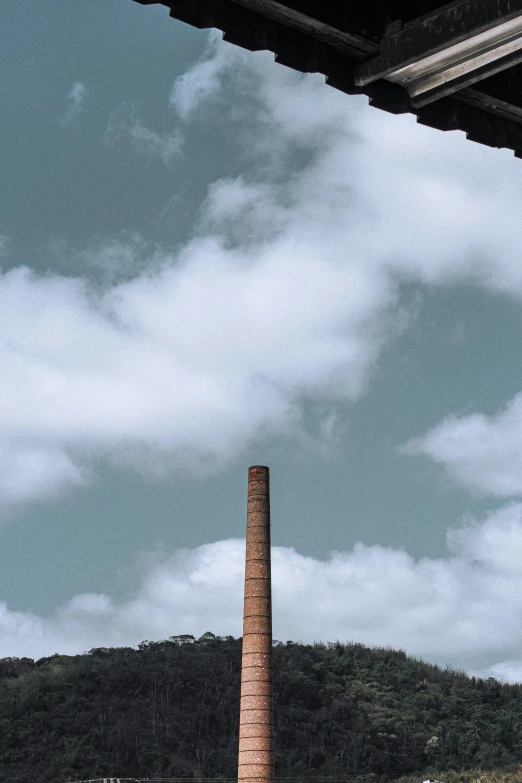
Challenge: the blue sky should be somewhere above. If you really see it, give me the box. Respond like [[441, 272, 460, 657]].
[[3, 0, 522, 681]]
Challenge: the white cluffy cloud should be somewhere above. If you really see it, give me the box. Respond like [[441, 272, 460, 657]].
[[0, 231, 386, 507], [170, 34, 240, 119], [4, 36, 522, 508], [403, 394, 522, 498], [60, 82, 87, 125], [3, 504, 522, 680]]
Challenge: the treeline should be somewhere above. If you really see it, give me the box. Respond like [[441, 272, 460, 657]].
[[1, 633, 521, 782]]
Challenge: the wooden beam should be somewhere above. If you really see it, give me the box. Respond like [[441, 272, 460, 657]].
[[224, 0, 377, 59], [354, 0, 522, 86], [457, 85, 522, 124], [410, 45, 522, 106]]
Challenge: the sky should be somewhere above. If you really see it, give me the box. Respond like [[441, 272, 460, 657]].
[[3, 0, 522, 681]]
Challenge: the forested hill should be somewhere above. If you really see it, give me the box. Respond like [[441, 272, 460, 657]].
[[1, 634, 522, 782]]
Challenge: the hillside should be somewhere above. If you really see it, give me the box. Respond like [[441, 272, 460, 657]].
[[1, 634, 521, 782]]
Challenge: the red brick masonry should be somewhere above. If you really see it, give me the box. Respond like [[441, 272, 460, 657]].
[[238, 466, 274, 783]]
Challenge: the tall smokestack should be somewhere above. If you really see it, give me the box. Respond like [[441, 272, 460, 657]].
[[238, 466, 274, 783]]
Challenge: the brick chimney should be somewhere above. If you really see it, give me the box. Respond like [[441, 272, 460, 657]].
[[238, 466, 274, 783]]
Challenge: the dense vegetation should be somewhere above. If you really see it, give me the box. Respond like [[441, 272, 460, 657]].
[[1, 634, 521, 782], [396, 770, 522, 783]]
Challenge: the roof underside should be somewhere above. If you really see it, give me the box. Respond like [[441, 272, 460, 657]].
[[133, 0, 522, 157]]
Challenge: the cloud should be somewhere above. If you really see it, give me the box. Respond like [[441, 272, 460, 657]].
[[235, 45, 522, 294], [402, 394, 522, 498], [0, 215, 389, 506], [0, 442, 86, 504], [4, 504, 522, 680], [5, 37, 522, 507], [59, 82, 87, 125], [50, 234, 163, 284], [170, 31, 243, 119], [105, 102, 182, 164]]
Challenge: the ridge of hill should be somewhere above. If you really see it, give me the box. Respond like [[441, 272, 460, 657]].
[[1, 634, 521, 782]]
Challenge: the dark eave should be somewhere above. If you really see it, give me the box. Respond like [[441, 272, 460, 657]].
[[133, 0, 522, 157]]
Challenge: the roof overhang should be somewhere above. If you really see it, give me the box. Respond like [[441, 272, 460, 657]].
[[354, 0, 522, 107], [132, 0, 522, 158]]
